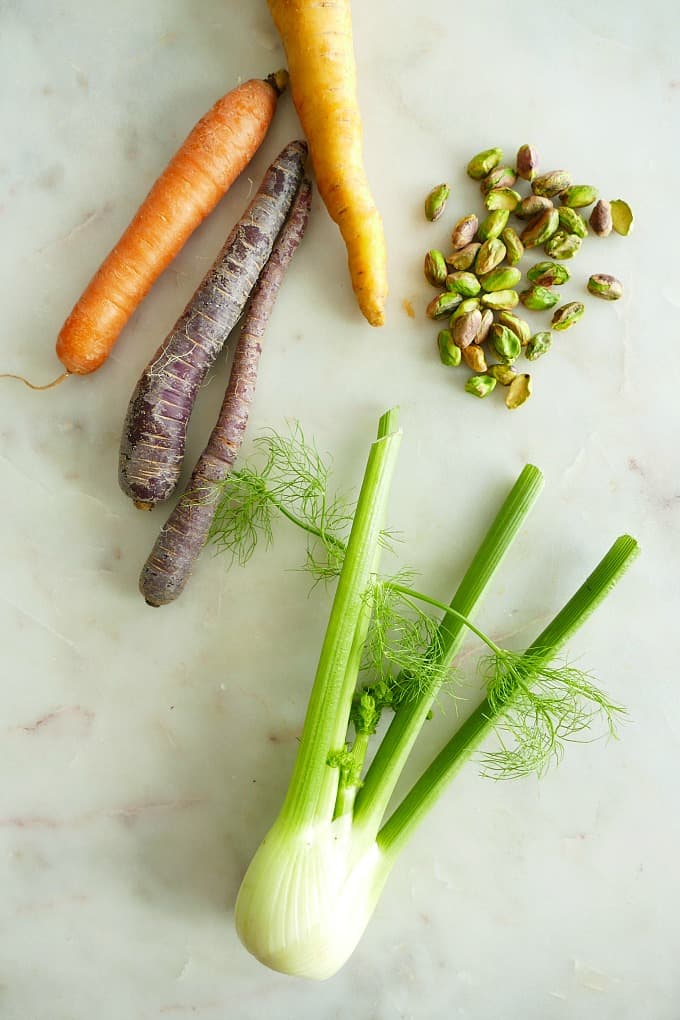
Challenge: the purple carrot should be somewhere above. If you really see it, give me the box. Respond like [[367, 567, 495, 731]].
[[139, 177, 312, 606], [118, 139, 308, 509]]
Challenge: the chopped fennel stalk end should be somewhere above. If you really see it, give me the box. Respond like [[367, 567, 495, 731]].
[[221, 412, 638, 980]]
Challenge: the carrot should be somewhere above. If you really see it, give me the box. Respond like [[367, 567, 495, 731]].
[[140, 177, 312, 607], [55, 71, 288, 376], [267, 0, 387, 327], [118, 140, 308, 509]]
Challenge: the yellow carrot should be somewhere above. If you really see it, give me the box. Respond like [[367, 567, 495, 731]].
[[268, 0, 387, 326]]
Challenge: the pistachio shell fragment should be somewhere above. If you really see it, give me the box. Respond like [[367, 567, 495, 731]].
[[516, 195, 554, 220], [558, 206, 588, 238], [587, 273, 623, 301], [488, 363, 517, 385], [525, 331, 552, 360], [484, 187, 521, 211], [462, 343, 488, 372], [526, 260, 570, 286], [505, 373, 532, 409], [446, 271, 481, 298], [480, 266, 522, 293], [520, 286, 559, 311], [544, 230, 582, 259], [490, 323, 522, 364], [532, 170, 571, 198], [480, 166, 517, 195], [498, 311, 531, 345], [589, 200, 613, 238], [438, 329, 462, 366], [475, 308, 495, 344], [424, 249, 447, 287], [452, 309, 483, 348], [475, 237, 506, 275], [516, 144, 539, 182], [449, 297, 481, 322], [465, 374, 497, 398], [501, 226, 524, 265], [427, 290, 462, 319], [467, 148, 503, 181], [446, 243, 481, 270], [481, 289, 519, 311], [610, 199, 634, 236], [551, 301, 585, 331], [478, 209, 510, 241], [560, 185, 599, 208], [520, 208, 560, 248], [425, 183, 450, 222], [451, 214, 479, 250]]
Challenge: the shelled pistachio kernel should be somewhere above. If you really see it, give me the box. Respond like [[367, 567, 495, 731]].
[[426, 290, 462, 319], [475, 238, 506, 275], [438, 328, 462, 366], [516, 143, 539, 181], [446, 242, 481, 271], [465, 374, 497, 398], [498, 311, 531, 345], [501, 226, 524, 265], [446, 271, 481, 298], [589, 199, 612, 237], [525, 331, 552, 360], [526, 260, 570, 286], [450, 297, 481, 322], [467, 147, 503, 181], [424, 183, 450, 221], [451, 213, 479, 250], [462, 343, 487, 372], [480, 266, 522, 293], [587, 273, 624, 300], [560, 184, 598, 209], [506, 373, 532, 409], [480, 166, 517, 195], [520, 208, 559, 248], [476, 308, 494, 344], [520, 286, 559, 311], [478, 209, 510, 241], [544, 230, 582, 259], [488, 363, 517, 385], [551, 301, 585, 331], [484, 187, 521, 212], [424, 249, 447, 286], [516, 194, 553, 219], [610, 199, 634, 235], [452, 308, 483, 348], [481, 289, 519, 311], [532, 170, 571, 198], [490, 323, 522, 363], [558, 206, 588, 238]]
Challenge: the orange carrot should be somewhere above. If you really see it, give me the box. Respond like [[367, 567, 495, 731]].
[[55, 71, 288, 376]]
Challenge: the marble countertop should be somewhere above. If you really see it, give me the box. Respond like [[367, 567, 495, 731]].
[[2, 1, 679, 1017]]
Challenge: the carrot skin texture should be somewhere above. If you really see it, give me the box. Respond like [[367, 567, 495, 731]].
[[139, 179, 313, 606], [118, 140, 308, 507], [268, 0, 387, 326], [57, 76, 285, 375]]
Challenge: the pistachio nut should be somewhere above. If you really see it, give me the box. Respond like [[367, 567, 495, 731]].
[[424, 183, 450, 222], [589, 199, 613, 238], [481, 289, 519, 311], [484, 187, 521, 212], [477, 209, 510, 242], [558, 206, 588, 238], [532, 170, 572, 198], [449, 297, 481, 322], [516, 194, 554, 220], [587, 273, 624, 301], [505, 373, 532, 409], [560, 184, 599, 209], [475, 308, 495, 344], [520, 207, 560, 248], [544, 230, 582, 259], [526, 260, 570, 286], [490, 323, 522, 363], [452, 308, 483, 349], [480, 166, 517, 195], [519, 286, 559, 311], [488, 363, 517, 385], [516, 143, 539, 182], [451, 213, 479, 250], [467, 147, 503, 181], [525, 331, 552, 361], [465, 374, 497, 398], [498, 311, 531, 345], [446, 242, 481, 271], [424, 249, 448, 287], [426, 290, 462, 319], [475, 238, 506, 275], [462, 343, 488, 372], [610, 199, 634, 236], [501, 226, 524, 266], [437, 328, 462, 367], [480, 265, 522, 292], [446, 270, 481, 298], [551, 301, 585, 331]]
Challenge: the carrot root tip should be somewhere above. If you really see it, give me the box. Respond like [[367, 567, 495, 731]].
[[0, 370, 70, 391]]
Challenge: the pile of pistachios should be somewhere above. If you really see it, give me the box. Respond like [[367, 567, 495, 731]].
[[423, 145, 633, 409]]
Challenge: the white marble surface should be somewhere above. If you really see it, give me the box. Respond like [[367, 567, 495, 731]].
[[2, 1, 679, 1017]]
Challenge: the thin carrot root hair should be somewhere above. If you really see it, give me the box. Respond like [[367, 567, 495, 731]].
[[0, 370, 70, 391]]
